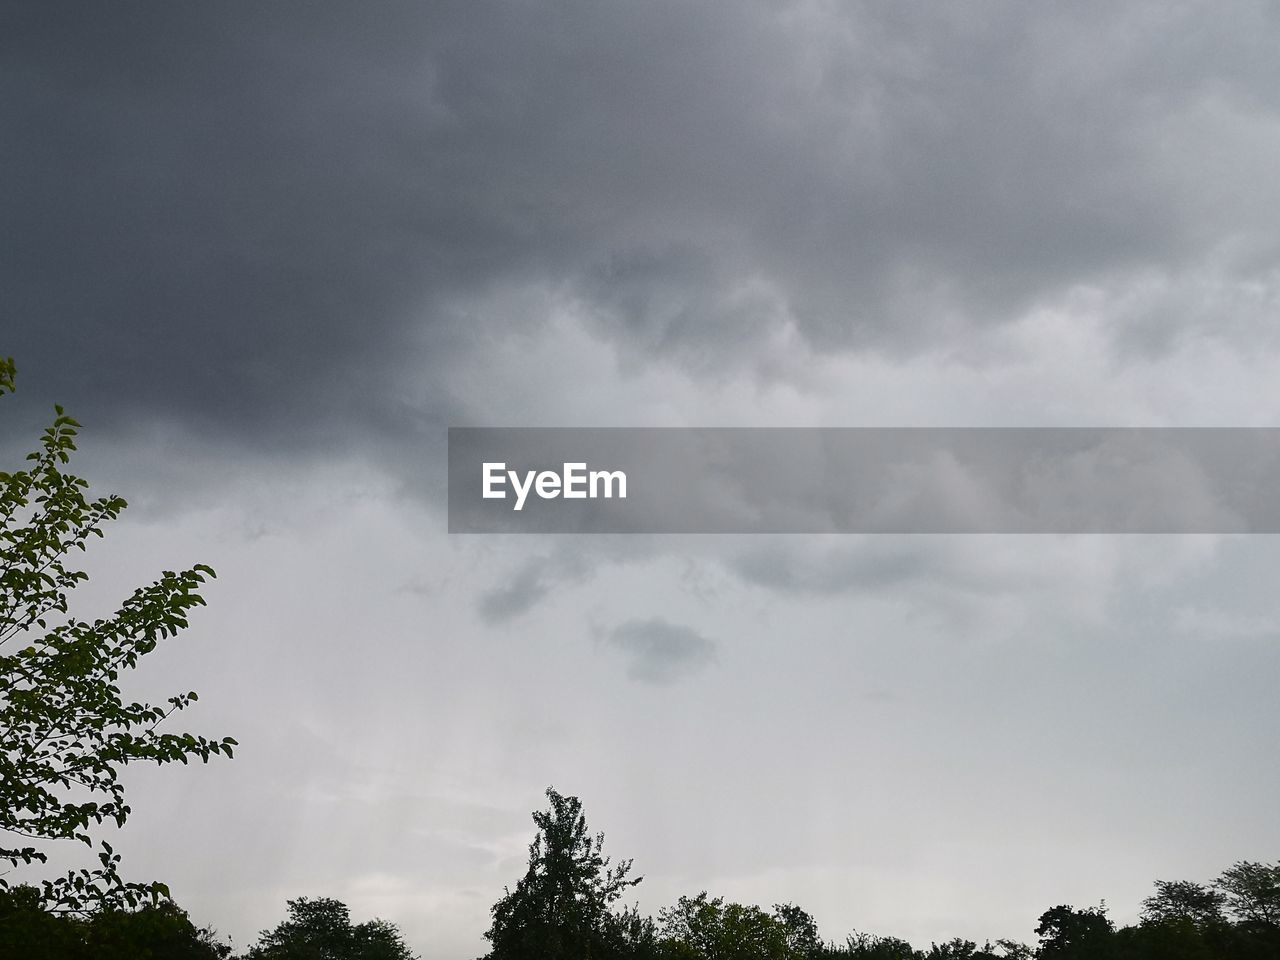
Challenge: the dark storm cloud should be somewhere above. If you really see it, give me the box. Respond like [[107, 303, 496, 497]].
[[6, 1, 1280, 447], [601, 617, 716, 684], [3, 2, 533, 439]]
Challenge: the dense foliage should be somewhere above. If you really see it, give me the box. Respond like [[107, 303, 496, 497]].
[[0, 883, 231, 960]]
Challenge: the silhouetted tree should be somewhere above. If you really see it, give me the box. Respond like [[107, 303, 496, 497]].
[[0, 883, 79, 959], [1115, 917, 1218, 960], [79, 899, 232, 960], [775, 902, 822, 958], [470, 838, 1280, 960], [916, 939, 963, 959], [1215, 861, 1280, 929], [979, 941, 1032, 960], [1033, 904, 1114, 959], [246, 896, 416, 959], [833, 932, 918, 959], [1141, 880, 1227, 929], [615, 902, 663, 960], [923, 939, 980, 959], [0, 882, 231, 959], [484, 787, 642, 960]]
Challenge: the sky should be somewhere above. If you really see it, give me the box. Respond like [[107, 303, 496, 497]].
[[4, 1, 1280, 956]]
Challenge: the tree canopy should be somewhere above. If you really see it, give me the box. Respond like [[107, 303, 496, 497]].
[[484, 787, 644, 960], [245, 896, 416, 960], [0, 882, 231, 960]]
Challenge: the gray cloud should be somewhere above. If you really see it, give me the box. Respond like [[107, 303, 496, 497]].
[[8, 2, 1280, 452], [10, 7, 1280, 955], [601, 617, 717, 684], [475, 544, 604, 624], [733, 540, 936, 596], [477, 561, 556, 625]]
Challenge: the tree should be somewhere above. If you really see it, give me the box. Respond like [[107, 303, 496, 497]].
[[774, 902, 822, 958], [1033, 904, 1114, 959], [1214, 861, 1280, 929], [834, 932, 919, 959], [484, 787, 643, 960], [657, 893, 794, 960], [923, 939, 978, 960], [77, 897, 232, 960], [978, 941, 1032, 960], [1114, 918, 1217, 960], [0, 882, 231, 959], [0, 882, 79, 959], [246, 897, 417, 960], [1140, 880, 1227, 929], [0, 358, 236, 911]]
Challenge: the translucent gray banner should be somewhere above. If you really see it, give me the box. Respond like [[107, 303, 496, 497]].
[[447, 428, 1280, 533]]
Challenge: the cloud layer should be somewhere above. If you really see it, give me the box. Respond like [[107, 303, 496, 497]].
[[8, 4, 1280, 958], [7, 2, 1280, 445]]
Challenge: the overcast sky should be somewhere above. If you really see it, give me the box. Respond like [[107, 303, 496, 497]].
[[5, 2, 1280, 957]]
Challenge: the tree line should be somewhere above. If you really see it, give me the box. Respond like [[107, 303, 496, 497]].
[[475, 788, 1280, 960], [2, 785, 1278, 959]]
